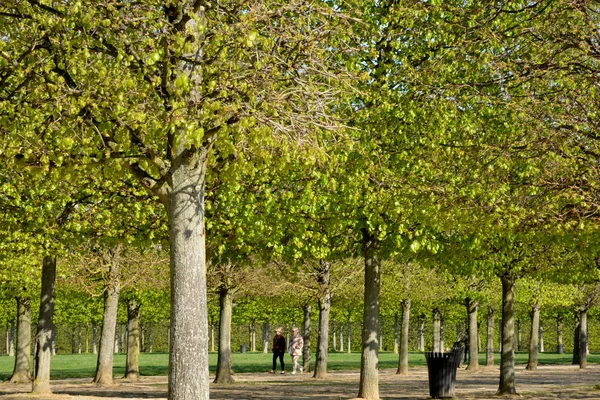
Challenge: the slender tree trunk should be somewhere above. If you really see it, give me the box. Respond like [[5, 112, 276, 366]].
[[432, 308, 441, 353], [347, 313, 352, 353], [556, 315, 563, 354], [418, 316, 424, 352], [85, 325, 89, 353], [516, 319, 521, 352], [393, 313, 399, 355], [125, 299, 141, 380], [539, 324, 544, 353], [114, 329, 119, 354], [396, 299, 410, 375], [92, 322, 98, 354], [314, 261, 331, 379], [466, 297, 479, 371], [526, 303, 540, 370], [8, 324, 15, 356], [148, 323, 153, 353], [339, 323, 344, 353], [78, 325, 82, 353], [93, 248, 121, 386], [302, 305, 311, 372], [165, 150, 210, 400], [579, 307, 588, 369], [10, 297, 31, 383], [379, 317, 384, 352], [210, 322, 215, 352], [214, 287, 234, 384], [51, 326, 57, 356], [332, 319, 337, 352], [357, 231, 380, 400], [251, 322, 256, 352], [71, 328, 76, 354], [573, 313, 580, 365], [486, 306, 494, 366], [262, 321, 269, 354], [497, 274, 517, 395]]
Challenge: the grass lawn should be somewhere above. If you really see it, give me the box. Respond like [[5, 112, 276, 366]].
[[0, 351, 597, 381]]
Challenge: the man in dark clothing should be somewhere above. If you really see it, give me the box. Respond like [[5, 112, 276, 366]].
[[270, 327, 286, 374]]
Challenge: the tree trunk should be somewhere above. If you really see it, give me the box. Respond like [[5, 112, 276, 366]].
[[214, 287, 234, 384], [539, 324, 544, 353], [165, 149, 210, 400], [556, 315, 563, 354], [396, 299, 410, 375], [516, 319, 521, 352], [486, 306, 494, 366], [262, 321, 269, 354], [379, 316, 384, 352], [92, 322, 98, 354], [357, 231, 380, 400], [71, 328, 76, 354], [579, 307, 588, 369], [93, 248, 121, 386], [332, 319, 337, 352], [114, 329, 119, 354], [251, 322, 256, 352], [347, 313, 352, 353], [78, 325, 82, 353], [10, 296, 31, 383], [85, 325, 89, 353], [418, 316, 424, 352], [466, 297, 479, 371], [148, 323, 153, 353], [7, 324, 15, 356], [314, 261, 331, 379], [432, 308, 441, 353], [339, 323, 344, 353], [393, 313, 399, 355], [526, 303, 540, 370], [497, 274, 517, 395], [125, 299, 141, 380], [302, 305, 311, 372], [573, 313, 580, 365]]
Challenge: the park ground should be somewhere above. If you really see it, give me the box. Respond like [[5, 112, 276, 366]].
[[0, 363, 600, 399]]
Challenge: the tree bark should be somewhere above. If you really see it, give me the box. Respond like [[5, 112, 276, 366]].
[[302, 304, 311, 372], [92, 322, 98, 354], [250, 322, 256, 352], [526, 303, 540, 370], [314, 261, 331, 379], [417, 316, 425, 352], [393, 313, 398, 355], [396, 299, 410, 375], [148, 323, 153, 353], [339, 322, 344, 353], [497, 274, 517, 395], [165, 147, 210, 400], [347, 313, 352, 353], [332, 319, 337, 352], [466, 297, 479, 371], [432, 308, 441, 353], [579, 307, 588, 369], [486, 306, 494, 366], [539, 324, 544, 353], [556, 315, 563, 354], [516, 319, 522, 352], [573, 313, 580, 365], [10, 296, 31, 383], [125, 299, 141, 380], [262, 321, 269, 354], [357, 231, 380, 400], [214, 287, 234, 384], [7, 324, 15, 356], [93, 247, 121, 386]]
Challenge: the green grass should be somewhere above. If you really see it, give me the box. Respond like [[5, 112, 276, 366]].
[[0, 351, 597, 380]]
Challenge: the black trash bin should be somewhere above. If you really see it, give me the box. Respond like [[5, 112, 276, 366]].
[[425, 347, 463, 398], [240, 344, 246, 353]]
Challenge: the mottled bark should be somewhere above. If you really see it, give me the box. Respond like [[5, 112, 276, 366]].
[[486, 307, 494, 366], [466, 297, 479, 371], [396, 299, 410, 375], [526, 303, 540, 371], [497, 275, 517, 395], [93, 248, 121, 386], [432, 308, 441, 353], [579, 308, 588, 369], [302, 305, 311, 372], [357, 232, 380, 400], [314, 261, 331, 379], [125, 299, 141, 380], [214, 287, 234, 384], [10, 297, 31, 383]]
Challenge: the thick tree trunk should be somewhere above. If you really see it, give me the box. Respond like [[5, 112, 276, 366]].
[[497, 274, 517, 395], [393, 313, 398, 355], [125, 299, 141, 380], [314, 261, 331, 379], [10, 297, 31, 383], [579, 308, 588, 369], [302, 305, 311, 372], [466, 298, 479, 371], [396, 299, 410, 375], [573, 313, 580, 364], [486, 306, 494, 366], [357, 232, 380, 400], [432, 308, 441, 353], [262, 321, 269, 354], [93, 248, 121, 386], [557, 315, 563, 354], [214, 287, 234, 384], [526, 303, 540, 370], [165, 150, 210, 400], [418, 316, 424, 352]]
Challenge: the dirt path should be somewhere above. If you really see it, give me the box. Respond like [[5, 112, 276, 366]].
[[1, 364, 599, 399]]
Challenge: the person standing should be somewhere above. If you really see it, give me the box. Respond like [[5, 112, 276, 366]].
[[289, 327, 304, 374], [270, 328, 286, 374]]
